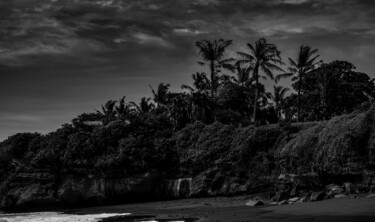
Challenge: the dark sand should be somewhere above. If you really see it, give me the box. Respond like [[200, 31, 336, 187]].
[[71, 195, 375, 222]]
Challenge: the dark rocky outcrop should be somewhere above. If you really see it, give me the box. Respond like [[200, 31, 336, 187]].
[[1, 106, 375, 209]]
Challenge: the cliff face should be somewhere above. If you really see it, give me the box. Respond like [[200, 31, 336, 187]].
[[1, 107, 375, 209]]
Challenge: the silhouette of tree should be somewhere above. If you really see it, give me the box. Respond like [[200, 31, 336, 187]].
[[266, 85, 289, 121], [232, 62, 253, 87], [130, 97, 154, 113], [96, 100, 117, 124], [116, 96, 130, 118], [182, 72, 210, 93], [195, 39, 233, 97], [149, 83, 170, 107], [294, 61, 375, 120], [237, 38, 284, 122], [278, 45, 320, 122]]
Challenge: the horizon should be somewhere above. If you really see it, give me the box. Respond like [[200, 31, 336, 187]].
[[1, 0, 375, 141]]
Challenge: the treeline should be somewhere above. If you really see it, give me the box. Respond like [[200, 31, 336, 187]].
[[1, 38, 374, 178]]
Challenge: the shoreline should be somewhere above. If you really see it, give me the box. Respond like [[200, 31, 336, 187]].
[[70, 195, 375, 221], [1, 195, 375, 221]]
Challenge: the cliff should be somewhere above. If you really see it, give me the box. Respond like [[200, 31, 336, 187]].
[[1, 106, 375, 209]]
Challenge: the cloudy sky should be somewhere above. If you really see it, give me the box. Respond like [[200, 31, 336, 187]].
[[1, 0, 375, 140]]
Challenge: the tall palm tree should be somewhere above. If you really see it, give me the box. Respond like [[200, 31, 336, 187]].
[[266, 85, 289, 121], [233, 62, 253, 87], [195, 39, 233, 97], [96, 100, 117, 123], [149, 83, 170, 107], [276, 45, 320, 122], [116, 96, 130, 117], [130, 97, 154, 113], [237, 38, 284, 122], [182, 72, 210, 93]]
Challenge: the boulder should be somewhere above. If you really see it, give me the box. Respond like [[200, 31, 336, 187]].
[[310, 191, 325, 201], [334, 194, 347, 198], [326, 184, 344, 196], [288, 197, 299, 202], [343, 182, 354, 193], [278, 200, 288, 205], [367, 194, 375, 198], [246, 199, 264, 207]]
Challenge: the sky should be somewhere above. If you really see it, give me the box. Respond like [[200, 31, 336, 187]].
[[1, 0, 375, 141]]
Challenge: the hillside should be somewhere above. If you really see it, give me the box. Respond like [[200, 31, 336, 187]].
[[0, 106, 374, 209]]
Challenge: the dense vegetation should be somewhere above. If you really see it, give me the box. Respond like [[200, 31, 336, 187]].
[[1, 38, 374, 179]]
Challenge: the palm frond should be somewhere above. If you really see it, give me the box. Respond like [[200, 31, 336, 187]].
[[275, 73, 294, 83]]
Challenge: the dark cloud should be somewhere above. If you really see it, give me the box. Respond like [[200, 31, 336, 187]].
[[1, 0, 375, 140]]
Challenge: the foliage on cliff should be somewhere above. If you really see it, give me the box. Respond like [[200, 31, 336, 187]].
[[278, 105, 375, 175]]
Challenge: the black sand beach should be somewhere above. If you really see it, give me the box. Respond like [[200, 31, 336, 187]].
[[69, 195, 375, 222]]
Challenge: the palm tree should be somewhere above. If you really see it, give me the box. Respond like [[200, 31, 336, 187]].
[[195, 39, 233, 97], [130, 97, 154, 113], [149, 83, 170, 107], [96, 100, 117, 123], [276, 45, 320, 122], [116, 96, 130, 117], [266, 85, 289, 121], [237, 38, 284, 122], [182, 72, 210, 93], [233, 62, 253, 87]]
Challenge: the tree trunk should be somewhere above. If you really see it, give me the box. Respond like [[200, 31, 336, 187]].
[[297, 74, 302, 122], [210, 60, 215, 97], [276, 105, 280, 122], [252, 66, 259, 122]]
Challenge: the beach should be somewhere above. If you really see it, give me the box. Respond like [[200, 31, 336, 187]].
[[68, 195, 375, 222]]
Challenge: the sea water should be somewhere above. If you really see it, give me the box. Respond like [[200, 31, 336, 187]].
[[0, 212, 131, 222]]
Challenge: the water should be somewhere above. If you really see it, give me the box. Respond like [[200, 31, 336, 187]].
[[0, 212, 197, 222], [0, 212, 130, 222]]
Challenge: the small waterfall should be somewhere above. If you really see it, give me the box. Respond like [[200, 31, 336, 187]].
[[167, 178, 192, 198]]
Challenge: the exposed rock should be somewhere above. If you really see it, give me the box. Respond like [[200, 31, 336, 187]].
[[288, 197, 299, 202], [367, 194, 375, 198], [58, 171, 159, 205], [246, 199, 264, 207], [343, 182, 354, 193], [334, 194, 347, 198], [310, 191, 325, 201], [189, 173, 210, 198], [278, 200, 288, 205], [0, 170, 58, 208], [326, 184, 344, 197]]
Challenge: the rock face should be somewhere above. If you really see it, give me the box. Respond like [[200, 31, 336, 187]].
[[0, 169, 58, 208], [0, 170, 161, 209], [1, 107, 375, 209], [310, 192, 325, 201], [246, 199, 264, 207], [58, 171, 160, 205]]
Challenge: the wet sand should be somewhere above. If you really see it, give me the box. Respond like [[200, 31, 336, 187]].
[[70, 195, 375, 222]]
